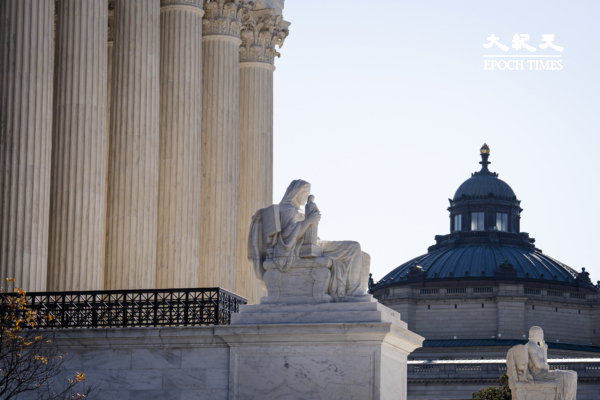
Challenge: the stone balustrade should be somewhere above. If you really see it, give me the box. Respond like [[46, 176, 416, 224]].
[[407, 359, 600, 400]]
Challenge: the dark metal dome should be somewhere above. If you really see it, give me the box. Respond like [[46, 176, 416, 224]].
[[453, 174, 516, 200], [376, 244, 578, 284], [370, 144, 598, 293]]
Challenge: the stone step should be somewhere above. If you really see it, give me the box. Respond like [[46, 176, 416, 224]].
[[231, 298, 405, 327]]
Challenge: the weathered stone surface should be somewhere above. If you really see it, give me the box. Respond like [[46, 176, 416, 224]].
[[42, 302, 422, 400], [0, 0, 54, 291], [220, 300, 423, 400], [83, 349, 132, 370], [104, 0, 160, 289], [48, 0, 108, 291], [50, 327, 230, 399], [156, 0, 203, 288], [132, 348, 181, 369]]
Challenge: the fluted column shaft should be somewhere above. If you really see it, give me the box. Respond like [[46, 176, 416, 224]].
[[199, 35, 241, 291], [104, 8, 113, 279], [237, 62, 274, 303], [236, 11, 288, 302], [156, 0, 203, 288], [0, 0, 54, 291], [48, 0, 107, 291], [104, 0, 160, 290], [199, 0, 252, 291]]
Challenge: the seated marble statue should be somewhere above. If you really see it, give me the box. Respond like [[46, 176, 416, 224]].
[[506, 326, 577, 400], [248, 179, 370, 304]]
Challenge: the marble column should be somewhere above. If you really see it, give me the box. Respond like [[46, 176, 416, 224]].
[[199, 0, 253, 291], [104, 0, 160, 290], [156, 0, 203, 288], [103, 3, 114, 280], [47, 0, 107, 291], [237, 11, 288, 303], [0, 0, 54, 292]]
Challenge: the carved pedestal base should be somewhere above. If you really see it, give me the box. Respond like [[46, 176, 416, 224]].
[[514, 387, 556, 400], [262, 257, 333, 304], [223, 300, 424, 400]]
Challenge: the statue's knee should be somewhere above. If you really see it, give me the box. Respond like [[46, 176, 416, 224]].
[[349, 241, 361, 251]]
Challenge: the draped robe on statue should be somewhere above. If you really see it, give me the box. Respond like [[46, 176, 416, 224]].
[[507, 340, 577, 400], [271, 180, 365, 300], [526, 342, 577, 400]]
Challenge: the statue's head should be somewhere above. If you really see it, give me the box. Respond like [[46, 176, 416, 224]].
[[529, 326, 544, 342], [280, 179, 311, 208]]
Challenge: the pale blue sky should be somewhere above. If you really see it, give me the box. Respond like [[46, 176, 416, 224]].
[[272, 1, 600, 283]]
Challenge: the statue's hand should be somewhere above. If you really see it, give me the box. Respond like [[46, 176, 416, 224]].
[[306, 211, 321, 224]]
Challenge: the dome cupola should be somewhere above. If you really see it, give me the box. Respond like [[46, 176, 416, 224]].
[[448, 144, 521, 233]]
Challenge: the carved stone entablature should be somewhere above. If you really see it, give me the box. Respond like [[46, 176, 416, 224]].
[[202, 0, 254, 38], [240, 9, 289, 64]]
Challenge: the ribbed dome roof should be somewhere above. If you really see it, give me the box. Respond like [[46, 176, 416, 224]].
[[378, 245, 578, 283], [453, 174, 516, 200], [370, 144, 596, 293]]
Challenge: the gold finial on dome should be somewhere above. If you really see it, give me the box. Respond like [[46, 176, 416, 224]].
[[480, 143, 490, 154]]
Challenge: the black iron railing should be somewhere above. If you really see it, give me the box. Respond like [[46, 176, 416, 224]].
[[2, 288, 247, 329]]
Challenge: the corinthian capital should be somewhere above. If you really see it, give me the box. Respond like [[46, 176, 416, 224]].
[[240, 9, 289, 64], [203, 0, 255, 38]]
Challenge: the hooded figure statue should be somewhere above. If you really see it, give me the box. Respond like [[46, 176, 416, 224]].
[[249, 179, 367, 301]]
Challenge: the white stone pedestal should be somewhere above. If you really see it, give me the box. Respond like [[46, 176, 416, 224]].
[[217, 297, 423, 400]]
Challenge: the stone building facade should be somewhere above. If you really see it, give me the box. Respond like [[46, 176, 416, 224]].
[[371, 145, 600, 398], [0, 0, 289, 303]]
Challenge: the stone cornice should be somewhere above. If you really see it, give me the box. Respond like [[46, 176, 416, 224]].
[[202, 0, 254, 38], [240, 9, 288, 64]]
